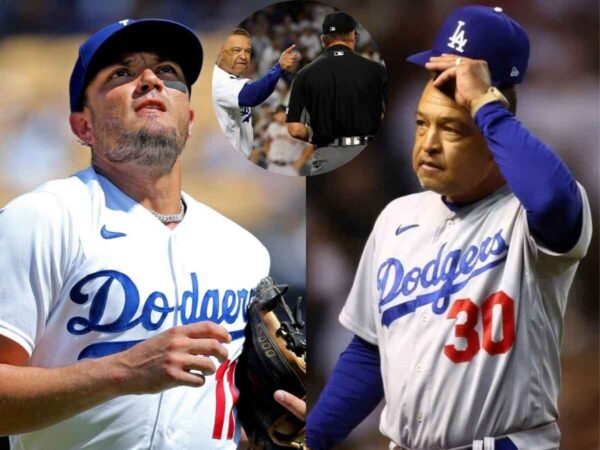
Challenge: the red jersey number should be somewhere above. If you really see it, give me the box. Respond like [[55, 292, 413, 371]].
[[444, 291, 515, 363]]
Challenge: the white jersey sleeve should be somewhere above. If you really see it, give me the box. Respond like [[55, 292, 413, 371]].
[[520, 183, 593, 319], [339, 223, 380, 345], [212, 65, 255, 157], [212, 66, 248, 110], [0, 191, 81, 355]]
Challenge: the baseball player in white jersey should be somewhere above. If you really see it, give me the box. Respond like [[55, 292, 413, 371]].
[[264, 105, 313, 176], [307, 6, 592, 450], [0, 19, 304, 449], [212, 28, 298, 158]]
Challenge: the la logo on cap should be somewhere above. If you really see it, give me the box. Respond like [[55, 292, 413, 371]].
[[119, 19, 130, 26], [448, 20, 468, 53], [329, 26, 336, 31]]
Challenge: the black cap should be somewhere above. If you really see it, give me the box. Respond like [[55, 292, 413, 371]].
[[322, 12, 357, 35]]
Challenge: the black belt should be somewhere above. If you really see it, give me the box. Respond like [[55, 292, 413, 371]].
[[317, 135, 374, 148], [268, 160, 293, 166]]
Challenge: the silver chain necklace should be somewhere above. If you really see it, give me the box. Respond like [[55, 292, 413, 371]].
[[148, 199, 185, 223]]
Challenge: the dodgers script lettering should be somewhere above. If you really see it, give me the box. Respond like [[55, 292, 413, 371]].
[[67, 270, 251, 359], [377, 230, 508, 327]]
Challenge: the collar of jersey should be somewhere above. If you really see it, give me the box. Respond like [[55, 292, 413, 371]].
[[215, 64, 240, 79], [323, 43, 354, 55], [441, 183, 511, 212], [90, 166, 192, 235]]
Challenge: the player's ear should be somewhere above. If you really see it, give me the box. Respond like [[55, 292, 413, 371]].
[[69, 112, 94, 146], [216, 45, 225, 64], [187, 108, 195, 137]]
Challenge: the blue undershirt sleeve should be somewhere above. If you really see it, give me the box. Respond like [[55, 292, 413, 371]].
[[474, 102, 583, 253], [237, 63, 283, 107], [306, 335, 384, 450]]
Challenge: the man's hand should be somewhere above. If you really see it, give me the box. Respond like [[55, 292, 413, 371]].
[[110, 322, 231, 394], [425, 54, 491, 110], [287, 122, 310, 142], [274, 390, 306, 421], [279, 44, 300, 71], [0, 322, 230, 435]]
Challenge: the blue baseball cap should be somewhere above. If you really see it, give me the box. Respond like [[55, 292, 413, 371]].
[[69, 18, 203, 112], [406, 6, 529, 86]]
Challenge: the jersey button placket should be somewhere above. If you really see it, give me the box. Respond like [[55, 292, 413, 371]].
[[444, 212, 458, 232], [413, 360, 427, 428], [410, 317, 432, 437], [168, 235, 184, 327]]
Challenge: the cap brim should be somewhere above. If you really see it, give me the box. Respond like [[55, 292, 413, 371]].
[[89, 19, 203, 87], [406, 49, 440, 66]]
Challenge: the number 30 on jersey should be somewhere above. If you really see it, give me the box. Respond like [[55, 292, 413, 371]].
[[444, 291, 515, 363]]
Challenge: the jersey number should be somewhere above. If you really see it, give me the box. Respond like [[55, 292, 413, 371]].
[[212, 359, 239, 440], [444, 291, 515, 363]]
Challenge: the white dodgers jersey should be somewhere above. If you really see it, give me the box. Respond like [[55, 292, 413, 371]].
[[340, 185, 592, 450], [0, 167, 270, 450], [212, 65, 254, 158]]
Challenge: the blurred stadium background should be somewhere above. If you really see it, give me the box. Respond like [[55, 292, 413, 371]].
[[0, 0, 597, 449]]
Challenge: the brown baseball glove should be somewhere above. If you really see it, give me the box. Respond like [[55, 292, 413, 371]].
[[235, 276, 306, 449]]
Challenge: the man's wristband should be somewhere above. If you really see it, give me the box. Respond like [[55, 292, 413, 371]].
[[470, 86, 510, 116]]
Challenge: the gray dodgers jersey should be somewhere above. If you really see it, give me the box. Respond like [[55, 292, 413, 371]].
[[340, 185, 592, 450]]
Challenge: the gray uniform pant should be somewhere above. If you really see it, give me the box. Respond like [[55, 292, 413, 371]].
[[308, 143, 367, 175]]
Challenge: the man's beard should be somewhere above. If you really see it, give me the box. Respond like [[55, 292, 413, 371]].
[[93, 112, 188, 176]]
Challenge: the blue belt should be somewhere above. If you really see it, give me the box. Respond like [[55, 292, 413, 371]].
[[464, 437, 518, 450], [400, 437, 518, 450]]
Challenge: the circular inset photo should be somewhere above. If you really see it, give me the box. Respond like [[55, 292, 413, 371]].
[[211, 1, 387, 176]]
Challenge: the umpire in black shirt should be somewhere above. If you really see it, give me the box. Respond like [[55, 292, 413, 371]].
[[287, 12, 387, 175]]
